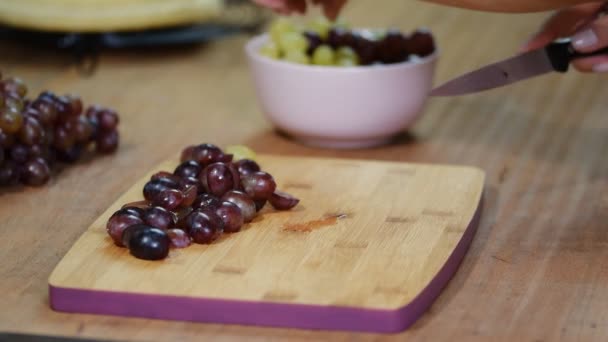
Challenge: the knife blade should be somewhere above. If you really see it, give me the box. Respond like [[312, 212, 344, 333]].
[[430, 39, 608, 97]]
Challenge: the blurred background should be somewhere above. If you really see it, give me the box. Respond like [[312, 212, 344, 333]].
[[0, 0, 552, 164]]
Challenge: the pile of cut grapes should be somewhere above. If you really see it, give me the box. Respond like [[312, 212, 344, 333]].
[[106, 144, 300, 261], [260, 18, 436, 66], [0, 72, 120, 187]]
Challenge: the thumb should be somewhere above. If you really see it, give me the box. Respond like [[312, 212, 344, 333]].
[[571, 11, 608, 53], [571, 13, 608, 72]]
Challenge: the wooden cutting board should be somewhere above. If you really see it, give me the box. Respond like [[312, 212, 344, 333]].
[[48, 154, 485, 333]]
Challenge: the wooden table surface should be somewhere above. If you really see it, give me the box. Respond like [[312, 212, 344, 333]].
[[1, 1, 606, 341]]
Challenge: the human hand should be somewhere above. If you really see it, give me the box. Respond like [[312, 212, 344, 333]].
[[521, 1, 608, 72], [251, 0, 347, 20]]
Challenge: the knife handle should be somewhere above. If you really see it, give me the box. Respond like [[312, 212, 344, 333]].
[[547, 40, 608, 72]]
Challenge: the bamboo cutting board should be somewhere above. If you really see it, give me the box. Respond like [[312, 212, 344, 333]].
[[48, 154, 485, 333]]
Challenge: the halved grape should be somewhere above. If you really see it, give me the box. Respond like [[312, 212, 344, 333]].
[[113, 206, 146, 219], [97, 109, 119, 131], [200, 162, 238, 197], [269, 190, 300, 210], [312, 45, 336, 66], [186, 209, 223, 244], [279, 32, 309, 54], [284, 50, 311, 65], [143, 206, 175, 230], [20, 158, 51, 186], [191, 143, 225, 167], [0, 107, 23, 134], [234, 159, 261, 177], [241, 171, 276, 200], [192, 193, 221, 211], [96, 130, 119, 154], [174, 160, 202, 179], [180, 184, 198, 208], [215, 201, 244, 233], [269, 18, 296, 45], [222, 190, 256, 223], [10, 143, 29, 164], [168, 229, 191, 248], [308, 17, 332, 39], [260, 43, 281, 59], [106, 213, 144, 247], [127, 226, 170, 260], [152, 188, 184, 211], [0, 160, 18, 185]]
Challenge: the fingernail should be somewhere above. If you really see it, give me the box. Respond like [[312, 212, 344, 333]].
[[572, 29, 598, 49], [592, 62, 608, 72]]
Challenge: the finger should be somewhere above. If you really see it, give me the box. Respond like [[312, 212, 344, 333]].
[[322, 0, 347, 21], [572, 55, 608, 72], [252, 0, 288, 11], [520, 2, 605, 52], [571, 13, 608, 53], [287, 0, 307, 14]]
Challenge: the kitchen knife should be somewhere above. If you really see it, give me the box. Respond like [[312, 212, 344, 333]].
[[429, 39, 608, 97]]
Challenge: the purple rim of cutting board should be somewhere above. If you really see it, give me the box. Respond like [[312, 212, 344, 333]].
[[49, 196, 483, 334]]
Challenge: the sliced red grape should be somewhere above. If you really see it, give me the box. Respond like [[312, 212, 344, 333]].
[[56, 144, 83, 163], [121, 223, 146, 248], [0, 128, 15, 148], [121, 201, 150, 211], [200, 162, 238, 197], [406, 30, 435, 57], [233, 159, 261, 177], [179, 176, 203, 193], [96, 130, 119, 154], [269, 190, 300, 210], [378, 29, 408, 64], [0, 160, 18, 185], [221, 190, 256, 223], [106, 213, 144, 247], [70, 116, 94, 142], [97, 109, 119, 131], [241, 171, 276, 200], [152, 188, 184, 211], [215, 201, 244, 233], [143, 178, 178, 202], [0, 107, 23, 134], [113, 206, 146, 219], [127, 226, 170, 260], [150, 172, 181, 186], [143, 206, 175, 230], [180, 185, 198, 208], [174, 160, 202, 179], [180, 145, 196, 162], [174, 206, 194, 229], [20, 158, 51, 186], [192, 193, 221, 211], [186, 209, 223, 244], [191, 143, 226, 167], [168, 229, 191, 248], [29, 98, 58, 125], [10, 143, 29, 164]]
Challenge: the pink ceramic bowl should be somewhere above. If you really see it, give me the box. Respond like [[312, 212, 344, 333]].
[[245, 34, 438, 149]]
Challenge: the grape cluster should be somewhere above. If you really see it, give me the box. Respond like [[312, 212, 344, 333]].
[[0, 71, 120, 188], [107, 143, 300, 261], [260, 18, 436, 66]]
